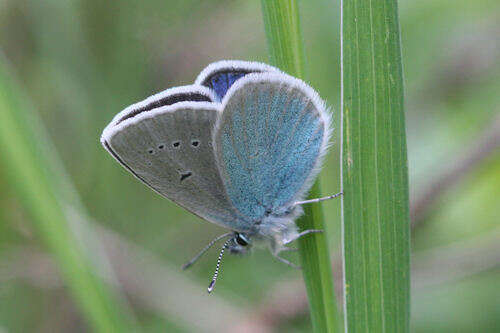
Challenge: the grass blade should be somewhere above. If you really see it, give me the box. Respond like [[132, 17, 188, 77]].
[[341, 0, 411, 331], [0, 54, 137, 332], [261, 1, 340, 332]]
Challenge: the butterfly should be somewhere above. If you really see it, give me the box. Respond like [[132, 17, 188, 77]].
[[101, 60, 341, 292]]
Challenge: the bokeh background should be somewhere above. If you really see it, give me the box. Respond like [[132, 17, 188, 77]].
[[0, 0, 499, 332]]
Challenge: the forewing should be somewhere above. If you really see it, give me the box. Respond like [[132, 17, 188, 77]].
[[101, 86, 248, 230], [195, 60, 280, 101], [214, 73, 331, 221]]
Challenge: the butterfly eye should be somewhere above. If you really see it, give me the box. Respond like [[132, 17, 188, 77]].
[[235, 233, 249, 246]]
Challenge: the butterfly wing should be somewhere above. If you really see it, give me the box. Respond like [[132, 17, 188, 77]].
[[101, 85, 249, 230], [195, 60, 280, 101], [214, 73, 331, 221]]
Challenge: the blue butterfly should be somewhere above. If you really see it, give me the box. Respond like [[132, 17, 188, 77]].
[[101, 60, 341, 292]]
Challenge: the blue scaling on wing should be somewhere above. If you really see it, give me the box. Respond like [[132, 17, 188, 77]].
[[214, 75, 327, 221], [207, 71, 249, 101], [195, 61, 282, 101]]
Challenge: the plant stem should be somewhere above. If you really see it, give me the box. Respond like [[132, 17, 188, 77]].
[[0, 54, 137, 332], [341, 0, 411, 331], [261, 1, 340, 332]]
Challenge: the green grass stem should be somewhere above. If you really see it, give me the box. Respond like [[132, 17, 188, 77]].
[[0, 54, 137, 332], [341, 0, 411, 331], [261, 1, 341, 332]]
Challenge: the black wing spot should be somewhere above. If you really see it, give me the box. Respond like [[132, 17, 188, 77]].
[[191, 140, 200, 147], [180, 171, 192, 182], [172, 141, 181, 148], [158, 144, 164, 150], [148, 149, 154, 154]]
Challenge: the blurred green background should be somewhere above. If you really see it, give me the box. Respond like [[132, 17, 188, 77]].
[[0, 0, 498, 332]]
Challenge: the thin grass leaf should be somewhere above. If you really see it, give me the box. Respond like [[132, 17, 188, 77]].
[[261, 1, 341, 332], [341, 0, 411, 331], [0, 54, 137, 332]]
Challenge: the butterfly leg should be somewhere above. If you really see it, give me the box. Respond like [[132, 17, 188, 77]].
[[272, 252, 301, 270], [271, 229, 324, 268], [293, 192, 343, 206], [289, 229, 323, 243], [281, 247, 299, 252]]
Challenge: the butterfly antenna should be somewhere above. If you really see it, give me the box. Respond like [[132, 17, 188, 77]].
[[182, 232, 233, 270], [207, 238, 233, 293], [293, 192, 343, 206]]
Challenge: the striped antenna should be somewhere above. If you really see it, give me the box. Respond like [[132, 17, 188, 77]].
[[207, 238, 233, 293], [182, 232, 233, 270]]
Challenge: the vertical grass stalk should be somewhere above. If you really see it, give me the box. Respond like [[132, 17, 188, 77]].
[[341, 0, 411, 331], [261, 1, 340, 332], [0, 55, 136, 332]]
